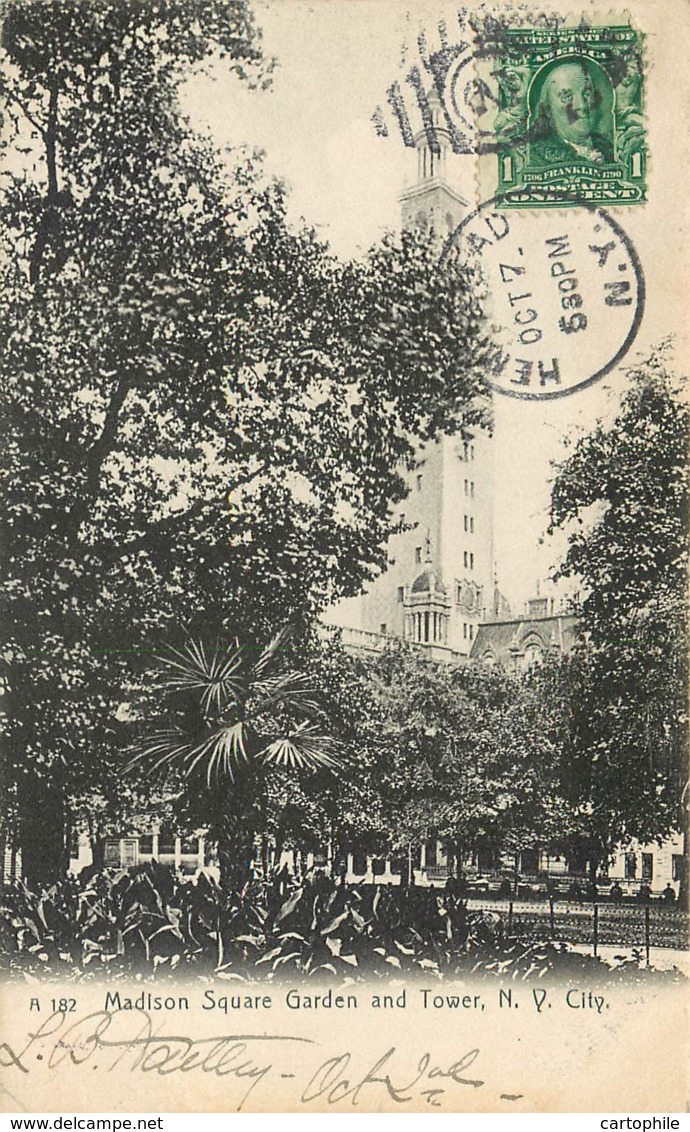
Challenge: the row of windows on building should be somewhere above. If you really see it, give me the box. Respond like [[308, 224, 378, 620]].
[[101, 831, 208, 874], [408, 515, 476, 532], [382, 612, 455, 644], [383, 613, 478, 643], [404, 610, 448, 645], [114, 832, 200, 857], [403, 512, 474, 533], [624, 852, 684, 882], [412, 549, 475, 568], [413, 446, 475, 493]]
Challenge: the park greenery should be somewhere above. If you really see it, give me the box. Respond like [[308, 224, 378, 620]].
[[548, 350, 689, 889], [0, 0, 687, 929], [1, 861, 683, 983], [0, 0, 494, 886]]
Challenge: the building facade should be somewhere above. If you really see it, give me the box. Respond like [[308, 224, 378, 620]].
[[471, 599, 579, 669], [328, 428, 494, 659]]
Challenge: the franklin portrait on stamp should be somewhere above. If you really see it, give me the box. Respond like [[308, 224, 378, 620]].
[[490, 26, 647, 208], [529, 59, 614, 165]]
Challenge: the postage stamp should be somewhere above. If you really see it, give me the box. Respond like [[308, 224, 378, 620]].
[[483, 25, 646, 208], [378, 17, 647, 211]]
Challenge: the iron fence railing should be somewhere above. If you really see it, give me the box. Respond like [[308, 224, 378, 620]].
[[466, 895, 689, 955]]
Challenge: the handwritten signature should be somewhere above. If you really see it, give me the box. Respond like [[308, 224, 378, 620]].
[[301, 1046, 486, 1108], [0, 1010, 520, 1110]]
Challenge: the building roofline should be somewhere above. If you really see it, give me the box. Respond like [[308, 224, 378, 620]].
[[479, 611, 580, 629], [399, 179, 468, 208]]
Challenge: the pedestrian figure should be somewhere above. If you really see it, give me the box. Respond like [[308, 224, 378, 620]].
[[445, 871, 468, 899], [609, 880, 623, 904]]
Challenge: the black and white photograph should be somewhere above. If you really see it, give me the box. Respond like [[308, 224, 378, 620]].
[[0, 0, 688, 1115]]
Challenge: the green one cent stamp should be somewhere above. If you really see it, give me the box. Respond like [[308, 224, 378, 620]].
[[493, 26, 645, 208]]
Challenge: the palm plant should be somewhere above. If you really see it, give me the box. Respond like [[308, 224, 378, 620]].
[[128, 627, 342, 891]]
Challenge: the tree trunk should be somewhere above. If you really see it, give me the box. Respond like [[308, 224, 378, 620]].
[[90, 836, 105, 872], [679, 800, 690, 910], [217, 817, 255, 894], [588, 845, 602, 887], [215, 770, 262, 895], [30, 78, 62, 283], [0, 826, 6, 895], [16, 772, 67, 889]]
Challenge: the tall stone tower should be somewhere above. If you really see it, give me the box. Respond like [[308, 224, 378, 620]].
[[326, 90, 495, 659], [399, 87, 467, 238]]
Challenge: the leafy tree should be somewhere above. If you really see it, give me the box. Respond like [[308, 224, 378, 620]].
[[1, 0, 265, 885], [548, 349, 689, 888], [224, 214, 497, 627], [288, 641, 572, 875], [367, 649, 571, 869], [0, 0, 497, 885], [257, 637, 393, 866], [129, 629, 341, 890]]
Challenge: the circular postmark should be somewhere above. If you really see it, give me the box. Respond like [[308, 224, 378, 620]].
[[439, 194, 645, 400]]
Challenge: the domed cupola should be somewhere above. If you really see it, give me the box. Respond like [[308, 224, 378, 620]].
[[404, 569, 451, 646], [411, 569, 447, 595]]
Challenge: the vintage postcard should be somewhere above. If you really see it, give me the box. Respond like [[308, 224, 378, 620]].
[[0, 0, 688, 1115]]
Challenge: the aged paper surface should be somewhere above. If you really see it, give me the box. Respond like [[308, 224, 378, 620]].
[[1, 0, 688, 1115]]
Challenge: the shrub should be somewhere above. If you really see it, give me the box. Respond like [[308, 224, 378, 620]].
[[0, 865, 680, 983]]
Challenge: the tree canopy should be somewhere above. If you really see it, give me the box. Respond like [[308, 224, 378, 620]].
[[0, 0, 498, 883], [548, 349, 689, 871], [259, 639, 574, 869], [1, 0, 262, 882]]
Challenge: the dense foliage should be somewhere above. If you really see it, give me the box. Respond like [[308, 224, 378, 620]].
[[2, 863, 679, 983], [212, 639, 578, 870], [0, 0, 496, 885], [0, 0, 267, 885], [548, 351, 689, 882], [129, 628, 342, 889], [1, 0, 685, 908]]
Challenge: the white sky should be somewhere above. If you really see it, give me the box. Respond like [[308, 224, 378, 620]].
[[183, 0, 688, 612]]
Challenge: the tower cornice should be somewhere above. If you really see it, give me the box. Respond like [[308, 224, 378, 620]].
[[399, 178, 468, 209]]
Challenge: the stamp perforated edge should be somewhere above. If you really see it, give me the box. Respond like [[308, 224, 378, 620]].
[[467, 7, 649, 215]]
